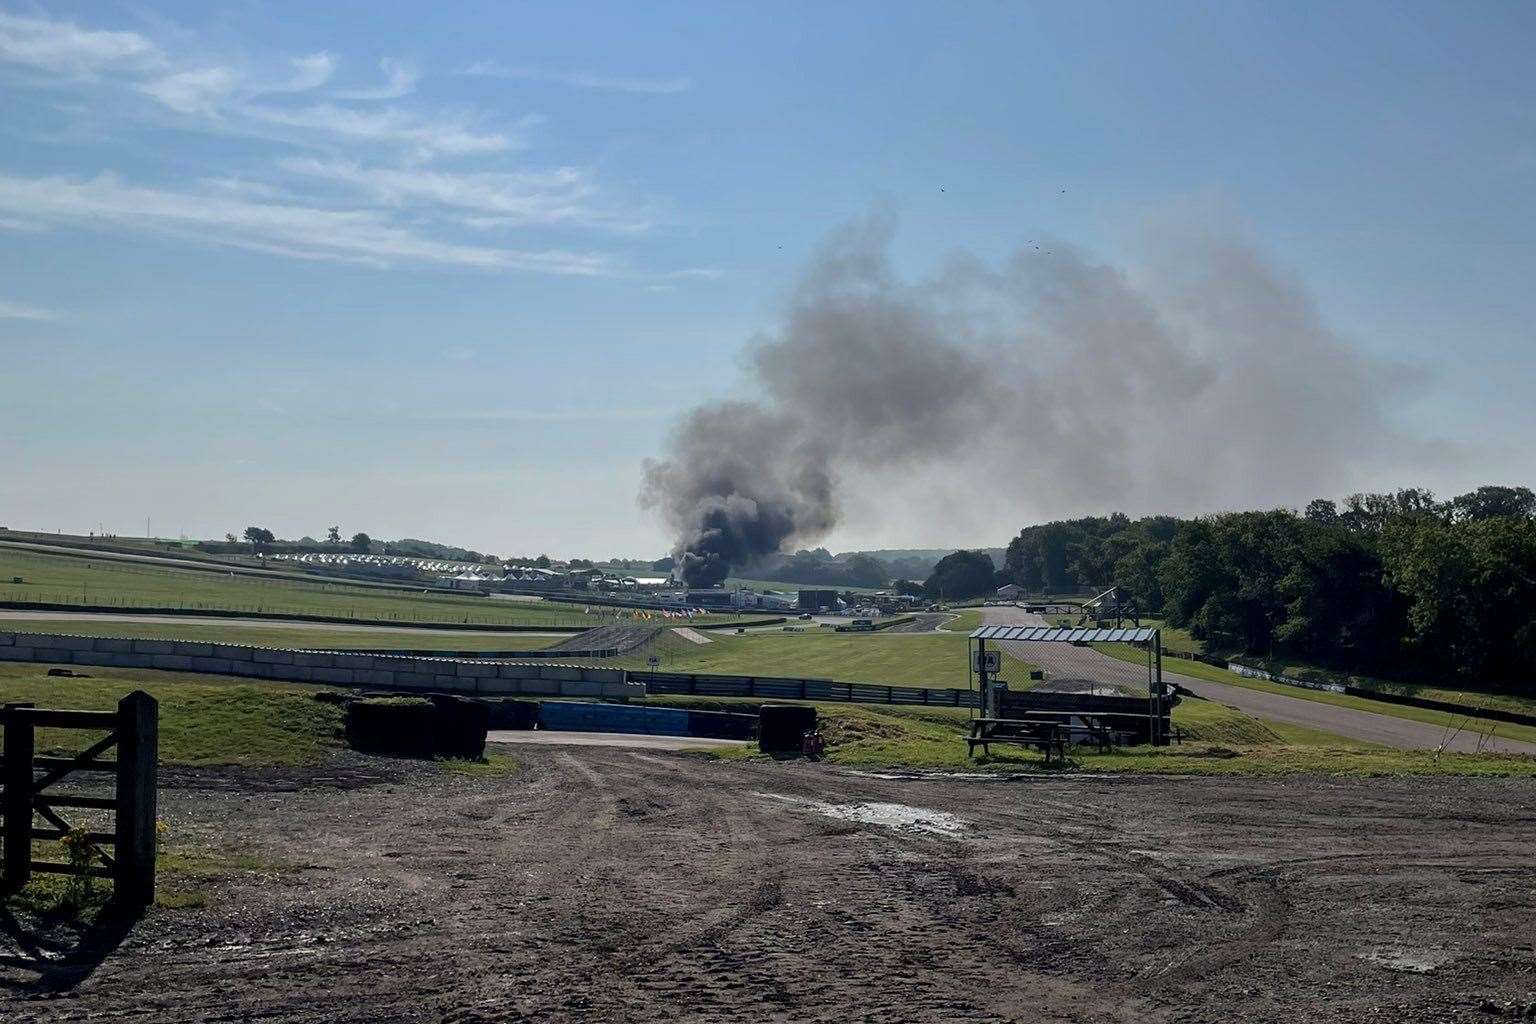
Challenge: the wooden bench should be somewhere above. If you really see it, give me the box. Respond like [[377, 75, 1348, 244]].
[[966, 718, 1066, 764]]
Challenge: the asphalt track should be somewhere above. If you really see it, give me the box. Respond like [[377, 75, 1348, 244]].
[[980, 606, 1536, 755], [0, 609, 568, 640]]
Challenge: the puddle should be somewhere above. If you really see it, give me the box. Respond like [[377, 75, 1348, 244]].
[[846, 770, 1119, 782], [1357, 947, 1455, 974], [757, 792, 967, 838]]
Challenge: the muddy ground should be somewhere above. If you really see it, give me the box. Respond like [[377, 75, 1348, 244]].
[[4, 749, 1535, 1023]]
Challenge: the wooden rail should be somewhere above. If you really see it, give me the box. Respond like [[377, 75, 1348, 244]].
[[0, 692, 158, 905]]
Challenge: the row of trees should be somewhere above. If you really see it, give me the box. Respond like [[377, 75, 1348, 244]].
[[233, 526, 372, 553], [1001, 486, 1536, 690]]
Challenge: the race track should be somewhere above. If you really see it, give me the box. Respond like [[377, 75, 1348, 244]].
[[980, 606, 1536, 755]]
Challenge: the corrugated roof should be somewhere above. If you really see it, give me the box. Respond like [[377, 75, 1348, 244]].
[[967, 625, 1156, 644]]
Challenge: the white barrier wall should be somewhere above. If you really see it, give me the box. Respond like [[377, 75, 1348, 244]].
[[0, 631, 640, 699]]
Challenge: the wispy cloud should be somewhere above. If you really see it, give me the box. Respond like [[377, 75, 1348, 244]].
[[0, 297, 61, 320], [463, 61, 691, 95], [279, 157, 650, 231], [0, 171, 618, 274], [0, 10, 160, 75], [335, 56, 418, 100], [245, 103, 522, 159], [277, 52, 336, 93], [139, 66, 239, 114]]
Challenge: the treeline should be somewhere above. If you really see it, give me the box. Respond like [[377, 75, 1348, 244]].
[[1002, 485, 1536, 690], [739, 548, 938, 588]]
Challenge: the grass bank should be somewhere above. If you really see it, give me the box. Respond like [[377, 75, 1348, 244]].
[[0, 662, 344, 765], [655, 694, 1536, 777]]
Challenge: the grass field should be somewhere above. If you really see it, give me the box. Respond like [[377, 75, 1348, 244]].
[[0, 617, 564, 651], [0, 546, 657, 628], [574, 628, 1021, 689]]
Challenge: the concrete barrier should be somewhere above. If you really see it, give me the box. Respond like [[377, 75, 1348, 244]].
[[0, 631, 641, 701]]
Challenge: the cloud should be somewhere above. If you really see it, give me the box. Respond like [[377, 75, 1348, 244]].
[[140, 66, 239, 114], [276, 52, 336, 93], [279, 157, 650, 231], [0, 171, 618, 274], [0, 298, 61, 320], [0, 10, 160, 75], [244, 103, 521, 158], [463, 62, 691, 95], [0, 214, 45, 232], [335, 57, 418, 100]]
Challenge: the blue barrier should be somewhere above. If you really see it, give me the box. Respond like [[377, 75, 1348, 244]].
[[537, 701, 691, 736]]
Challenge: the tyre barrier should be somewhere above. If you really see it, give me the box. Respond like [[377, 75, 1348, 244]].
[[344, 696, 489, 759], [759, 704, 818, 753]]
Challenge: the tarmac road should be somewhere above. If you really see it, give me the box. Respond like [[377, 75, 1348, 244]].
[[980, 606, 1536, 755], [0, 608, 569, 640]]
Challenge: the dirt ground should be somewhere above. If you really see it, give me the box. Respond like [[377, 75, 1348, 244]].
[[5, 749, 1535, 1023]]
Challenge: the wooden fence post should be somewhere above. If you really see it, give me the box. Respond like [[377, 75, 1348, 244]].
[[3, 702, 34, 893], [113, 691, 158, 906]]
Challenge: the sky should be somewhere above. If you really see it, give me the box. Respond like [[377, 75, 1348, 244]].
[[1, 1, 1533, 559]]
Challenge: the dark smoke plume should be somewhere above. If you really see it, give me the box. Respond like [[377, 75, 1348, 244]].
[[642, 207, 1409, 586]]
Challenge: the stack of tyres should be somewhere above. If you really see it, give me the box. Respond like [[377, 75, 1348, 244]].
[[758, 704, 817, 754], [344, 699, 438, 757], [488, 698, 540, 730], [430, 694, 490, 759]]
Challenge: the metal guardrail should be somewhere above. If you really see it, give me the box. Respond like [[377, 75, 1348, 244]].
[[633, 671, 979, 708]]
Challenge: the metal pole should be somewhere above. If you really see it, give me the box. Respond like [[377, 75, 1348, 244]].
[[976, 638, 990, 718], [1155, 631, 1165, 746]]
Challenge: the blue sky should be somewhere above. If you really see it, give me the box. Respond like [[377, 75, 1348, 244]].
[[2, 1, 1533, 557]]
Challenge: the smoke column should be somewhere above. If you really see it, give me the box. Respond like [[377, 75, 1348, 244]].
[[641, 206, 1406, 586]]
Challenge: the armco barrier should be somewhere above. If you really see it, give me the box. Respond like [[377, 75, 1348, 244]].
[[0, 631, 640, 700], [1227, 659, 1536, 729], [633, 670, 979, 708]]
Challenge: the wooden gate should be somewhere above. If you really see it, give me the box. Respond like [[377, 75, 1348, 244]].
[[0, 691, 158, 905]]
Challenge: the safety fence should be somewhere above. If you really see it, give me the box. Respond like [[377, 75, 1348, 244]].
[[633, 670, 979, 708]]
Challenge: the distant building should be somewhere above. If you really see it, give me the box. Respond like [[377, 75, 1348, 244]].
[[798, 589, 839, 612], [996, 583, 1023, 602]]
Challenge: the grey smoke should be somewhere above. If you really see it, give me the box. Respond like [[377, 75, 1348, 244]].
[[642, 207, 1406, 586]]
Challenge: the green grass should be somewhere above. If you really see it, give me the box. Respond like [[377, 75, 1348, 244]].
[[0, 616, 565, 651], [0, 662, 344, 765], [1094, 642, 1536, 746], [938, 608, 983, 633], [0, 546, 632, 628], [664, 694, 1536, 777]]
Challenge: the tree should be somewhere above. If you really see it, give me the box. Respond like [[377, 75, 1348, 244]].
[[1449, 485, 1536, 523], [840, 553, 891, 588], [534, 554, 551, 568], [350, 532, 371, 553], [326, 525, 341, 544], [224, 533, 237, 543], [924, 550, 996, 601], [243, 526, 275, 548], [1304, 498, 1339, 525], [652, 556, 676, 572]]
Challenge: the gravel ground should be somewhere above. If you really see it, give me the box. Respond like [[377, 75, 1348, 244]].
[[4, 750, 1535, 1022]]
